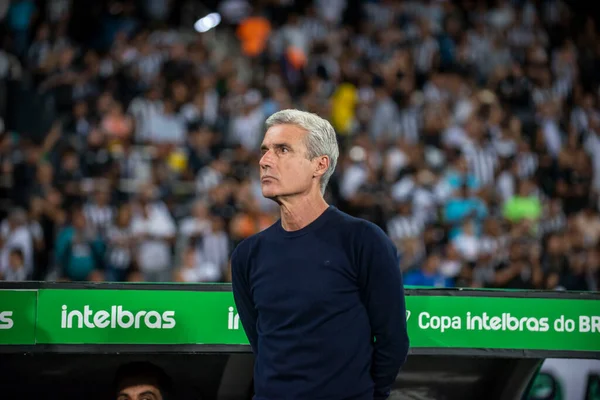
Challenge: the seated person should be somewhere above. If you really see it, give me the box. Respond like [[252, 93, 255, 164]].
[[114, 361, 173, 400]]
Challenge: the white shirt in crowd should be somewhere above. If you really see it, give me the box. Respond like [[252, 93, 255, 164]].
[[131, 202, 176, 273], [228, 106, 265, 152], [340, 163, 368, 201], [197, 230, 230, 272], [496, 170, 516, 204], [179, 216, 212, 241], [128, 96, 162, 143], [0, 221, 33, 279], [3, 264, 27, 281], [180, 259, 221, 283], [541, 118, 563, 157], [148, 110, 186, 145], [180, 91, 220, 127], [439, 258, 462, 280], [584, 132, 600, 191], [452, 232, 480, 262], [196, 164, 224, 196]]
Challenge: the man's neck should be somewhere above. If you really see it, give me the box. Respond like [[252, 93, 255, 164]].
[[278, 194, 329, 232]]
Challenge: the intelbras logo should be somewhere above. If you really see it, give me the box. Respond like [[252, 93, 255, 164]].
[[60, 305, 176, 329], [228, 307, 240, 330], [227, 308, 411, 330], [0, 311, 14, 329]]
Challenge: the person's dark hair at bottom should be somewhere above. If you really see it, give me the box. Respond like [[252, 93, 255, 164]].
[[113, 361, 173, 400]]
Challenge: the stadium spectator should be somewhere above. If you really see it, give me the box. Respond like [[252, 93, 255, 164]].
[[130, 183, 176, 282], [0, 207, 33, 278], [0, 247, 26, 281], [404, 252, 453, 288], [0, 0, 597, 292], [105, 202, 135, 282], [54, 206, 104, 281]]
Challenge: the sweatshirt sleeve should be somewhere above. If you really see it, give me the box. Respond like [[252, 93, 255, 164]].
[[357, 222, 410, 400], [231, 242, 259, 354]]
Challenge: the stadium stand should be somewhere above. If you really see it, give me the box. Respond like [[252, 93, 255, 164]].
[[0, 0, 598, 293]]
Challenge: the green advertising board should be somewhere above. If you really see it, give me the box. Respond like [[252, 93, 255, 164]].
[[0, 285, 599, 357], [32, 290, 600, 352], [0, 290, 37, 345], [408, 295, 600, 352], [36, 289, 247, 345]]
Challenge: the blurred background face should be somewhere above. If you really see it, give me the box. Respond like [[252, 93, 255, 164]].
[[9, 251, 23, 269], [95, 190, 110, 206], [118, 204, 132, 226], [259, 124, 319, 200], [72, 210, 86, 230], [62, 152, 79, 170], [139, 185, 155, 204], [211, 215, 224, 232], [424, 254, 441, 273], [509, 242, 522, 261]]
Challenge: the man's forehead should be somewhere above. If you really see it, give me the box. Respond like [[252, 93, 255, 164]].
[[262, 124, 307, 145], [118, 383, 161, 398]]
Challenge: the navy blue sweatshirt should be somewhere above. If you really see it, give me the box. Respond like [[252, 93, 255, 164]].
[[231, 206, 409, 400]]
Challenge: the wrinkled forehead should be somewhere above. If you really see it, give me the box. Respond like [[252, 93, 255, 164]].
[[262, 124, 308, 148]]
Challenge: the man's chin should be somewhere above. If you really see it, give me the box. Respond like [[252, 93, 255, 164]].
[[261, 190, 277, 200], [261, 190, 282, 203]]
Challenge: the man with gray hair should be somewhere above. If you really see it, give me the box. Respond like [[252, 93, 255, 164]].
[[231, 109, 409, 399]]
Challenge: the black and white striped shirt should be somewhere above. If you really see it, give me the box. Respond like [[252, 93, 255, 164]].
[[196, 167, 223, 196], [84, 203, 114, 238], [197, 231, 230, 271], [136, 52, 164, 84], [387, 214, 425, 242], [413, 37, 439, 74], [128, 97, 163, 143], [353, 34, 382, 62], [364, 2, 394, 29], [396, 107, 422, 144], [532, 78, 572, 106], [539, 212, 567, 237], [517, 152, 538, 179], [106, 225, 133, 270], [300, 17, 328, 44], [507, 25, 535, 50], [464, 145, 498, 187], [571, 107, 588, 134]]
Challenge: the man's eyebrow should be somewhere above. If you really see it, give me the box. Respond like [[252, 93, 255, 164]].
[[139, 390, 159, 398], [261, 143, 291, 150]]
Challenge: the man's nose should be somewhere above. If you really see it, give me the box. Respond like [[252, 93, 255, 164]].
[[259, 151, 272, 169]]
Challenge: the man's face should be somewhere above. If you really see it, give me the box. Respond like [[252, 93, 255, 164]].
[[259, 124, 323, 200], [117, 383, 162, 400]]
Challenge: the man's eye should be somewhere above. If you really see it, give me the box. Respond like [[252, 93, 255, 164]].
[[281, 147, 288, 153]]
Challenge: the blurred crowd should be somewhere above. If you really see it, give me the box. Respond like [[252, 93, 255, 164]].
[[0, 0, 599, 291]]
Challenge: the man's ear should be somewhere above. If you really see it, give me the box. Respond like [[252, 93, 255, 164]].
[[313, 155, 330, 178]]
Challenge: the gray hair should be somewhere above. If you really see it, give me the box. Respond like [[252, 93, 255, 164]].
[[265, 109, 339, 194]]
